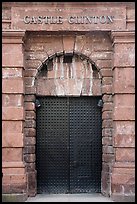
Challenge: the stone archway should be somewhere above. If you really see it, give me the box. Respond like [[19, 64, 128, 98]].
[[35, 52, 102, 194], [23, 32, 113, 196]]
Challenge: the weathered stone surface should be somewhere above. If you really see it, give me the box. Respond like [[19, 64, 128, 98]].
[[102, 137, 112, 145], [101, 171, 110, 196], [2, 148, 23, 162], [113, 121, 135, 135], [102, 102, 113, 111], [11, 6, 126, 31], [103, 145, 114, 154], [24, 137, 36, 146], [114, 134, 135, 147], [27, 171, 37, 196], [2, 94, 23, 107], [2, 68, 23, 78], [114, 44, 135, 67], [2, 167, 25, 175], [26, 163, 36, 172], [2, 44, 24, 67], [102, 128, 112, 137], [24, 128, 36, 137], [25, 102, 35, 111], [24, 120, 36, 128], [2, 107, 24, 120], [2, 121, 23, 134], [102, 154, 114, 163], [63, 36, 75, 53], [24, 154, 35, 163], [23, 146, 35, 154], [2, 79, 24, 94], [25, 111, 36, 119], [2, 133, 24, 147], [2, 1, 135, 200], [115, 148, 135, 162], [113, 68, 135, 93]]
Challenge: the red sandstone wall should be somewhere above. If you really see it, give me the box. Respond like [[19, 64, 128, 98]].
[[2, 2, 135, 202]]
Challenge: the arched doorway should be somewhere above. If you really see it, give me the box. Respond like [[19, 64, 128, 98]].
[[35, 53, 102, 193]]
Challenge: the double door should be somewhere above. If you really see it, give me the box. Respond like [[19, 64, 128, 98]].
[[36, 97, 102, 193]]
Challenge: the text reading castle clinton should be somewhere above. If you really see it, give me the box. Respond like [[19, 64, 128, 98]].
[[23, 15, 114, 24]]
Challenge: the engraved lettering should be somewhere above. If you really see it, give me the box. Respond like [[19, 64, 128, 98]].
[[85, 16, 92, 24], [107, 15, 114, 23], [57, 16, 63, 24], [30, 16, 37, 24], [37, 16, 43, 24], [93, 16, 99, 24], [23, 15, 114, 25], [100, 16, 106, 24], [24, 16, 30, 24], [68, 16, 75, 24]]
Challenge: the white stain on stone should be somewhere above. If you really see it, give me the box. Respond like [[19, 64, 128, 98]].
[[54, 57, 58, 79], [72, 57, 76, 79], [60, 56, 64, 79], [31, 77, 35, 87], [89, 63, 93, 95]]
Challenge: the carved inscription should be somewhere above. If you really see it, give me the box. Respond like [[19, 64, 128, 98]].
[[23, 15, 114, 24]]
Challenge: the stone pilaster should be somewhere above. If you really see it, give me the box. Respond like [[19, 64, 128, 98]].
[[110, 31, 135, 202], [2, 30, 27, 201]]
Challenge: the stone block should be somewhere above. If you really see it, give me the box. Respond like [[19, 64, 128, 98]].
[[27, 171, 36, 193], [2, 121, 23, 134], [25, 111, 36, 119], [2, 94, 23, 107], [114, 44, 135, 67], [63, 36, 75, 53], [102, 84, 112, 94], [100, 68, 112, 77], [24, 120, 36, 128], [24, 69, 37, 77], [2, 107, 24, 120], [113, 68, 135, 93], [2, 148, 23, 162], [114, 134, 135, 147], [24, 128, 36, 137], [25, 102, 35, 111], [102, 111, 112, 120], [2, 79, 24, 94], [113, 121, 135, 135], [24, 154, 35, 163], [113, 107, 135, 121], [2, 68, 23, 78], [23, 146, 35, 154], [115, 148, 135, 162], [102, 137, 112, 145], [74, 35, 86, 53], [2, 133, 24, 147], [2, 44, 24, 67], [24, 137, 36, 146]]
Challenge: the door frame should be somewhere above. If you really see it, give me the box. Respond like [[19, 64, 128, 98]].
[[36, 96, 102, 193]]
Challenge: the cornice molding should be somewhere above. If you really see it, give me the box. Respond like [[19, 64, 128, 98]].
[[111, 31, 135, 45], [2, 30, 26, 44]]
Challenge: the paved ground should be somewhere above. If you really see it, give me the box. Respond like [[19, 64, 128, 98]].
[[26, 193, 114, 202]]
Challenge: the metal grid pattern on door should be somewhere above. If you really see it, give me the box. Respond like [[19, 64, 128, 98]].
[[36, 97, 69, 193], [69, 97, 102, 193], [36, 97, 102, 194]]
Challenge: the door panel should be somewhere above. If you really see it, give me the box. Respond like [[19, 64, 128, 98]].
[[36, 97, 102, 194], [69, 97, 102, 193], [36, 97, 69, 193]]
